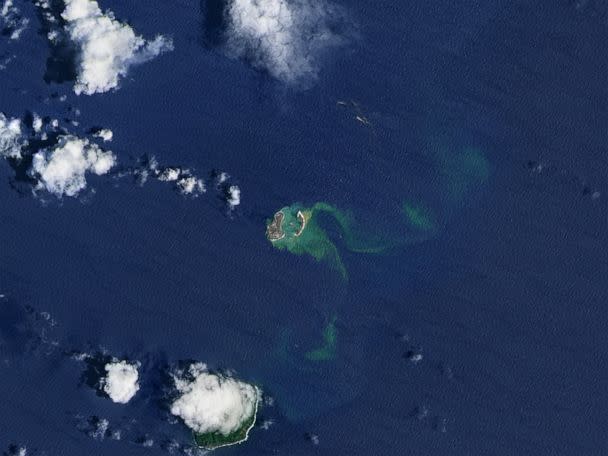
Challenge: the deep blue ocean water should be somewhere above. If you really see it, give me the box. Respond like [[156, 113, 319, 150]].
[[1, 0, 607, 454]]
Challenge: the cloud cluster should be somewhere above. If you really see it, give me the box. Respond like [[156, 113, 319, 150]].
[[100, 360, 140, 404], [138, 157, 206, 196], [75, 416, 112, 440], [1, 113, 243, 205], [1, 113, 118, 198], [215, 171, 241, 209], [170, 363, 259, 437], [0, 113, 24, 159], [37, 0, 173, 94], [35, 0, 57, 29], [1, 0, 29, 40], [30, 134, 116, 197], [225, 0, 346, 83]]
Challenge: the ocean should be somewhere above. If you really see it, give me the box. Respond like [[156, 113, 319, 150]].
[[1, 0, 607, 454]]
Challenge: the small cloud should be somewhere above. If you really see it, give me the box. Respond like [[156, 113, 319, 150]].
[[0, 299, 60, 361], [75, 415, 111, 440], [1, 0, 29, 41], [2, 444, 28, 456], [214, 171, 241, 209], [100, 360, 140, 404], [259, 419, 274, 430], [0, 53, 15, 71], [170, 362, 260, 438], [91, 418, 110, 439], [32, 114, 43, 134], [74, 353, 91, 362], [160, 439, 181, 454], [29, 134, 116, 197], [226, 184, 240, 208], [92, 128, 113, 142], [305, 432, 319, 445], [139, 438, 153, 448], [217, 172, 228, 184], [0, 113, 25, 159], [404, 349, 423, 364]]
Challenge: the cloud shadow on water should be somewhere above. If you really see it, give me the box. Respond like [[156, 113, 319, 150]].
[[78, 352, 113, 398], [34, 0, 77, 85], [200, 0, 229, 47]]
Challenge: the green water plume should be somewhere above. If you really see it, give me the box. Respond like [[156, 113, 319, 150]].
[[305, 315, 337, 361], [266, 203, 348, 279], [269, 316, 362, 421], [265, 200, 432, 276], [402, 201, 437, 233], [266, 146, 490, 277], [436, 145, 490, 202]]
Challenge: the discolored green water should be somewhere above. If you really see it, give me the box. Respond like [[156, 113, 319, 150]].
[[305, 315, 338, 361], [266, 146, 490, 278], [266, 203, 348, 279], [402, 201, 436, 233]]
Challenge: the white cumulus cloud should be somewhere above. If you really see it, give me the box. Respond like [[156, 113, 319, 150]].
[[0, 113, 24, 159], [225, 0, 346, 84], [93, 128, 113, 142], [60, 0, 173, 95], [100, 360, 140, 404], [29, 134, 116, 197], [226, 185, 240, 208], [170, 363, 259, 437]]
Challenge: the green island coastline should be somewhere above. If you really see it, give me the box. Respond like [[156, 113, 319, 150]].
[[192, 389, 259, 450]]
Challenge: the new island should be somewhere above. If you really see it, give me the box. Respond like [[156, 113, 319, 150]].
[[265, 203, 348, 279], [266, 207, 307, 242]]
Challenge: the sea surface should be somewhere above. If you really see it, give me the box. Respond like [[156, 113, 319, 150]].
[[1, 0, 607, 455]]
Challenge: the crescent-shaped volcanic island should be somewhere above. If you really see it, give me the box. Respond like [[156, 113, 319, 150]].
[[266, 203, 347, 279]]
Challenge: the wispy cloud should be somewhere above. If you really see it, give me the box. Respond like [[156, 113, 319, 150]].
[[224, 0, 349, 84]]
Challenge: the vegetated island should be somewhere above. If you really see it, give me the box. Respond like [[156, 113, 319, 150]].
[[193, 399, 259, 450], [170, 363, 260, 451]]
